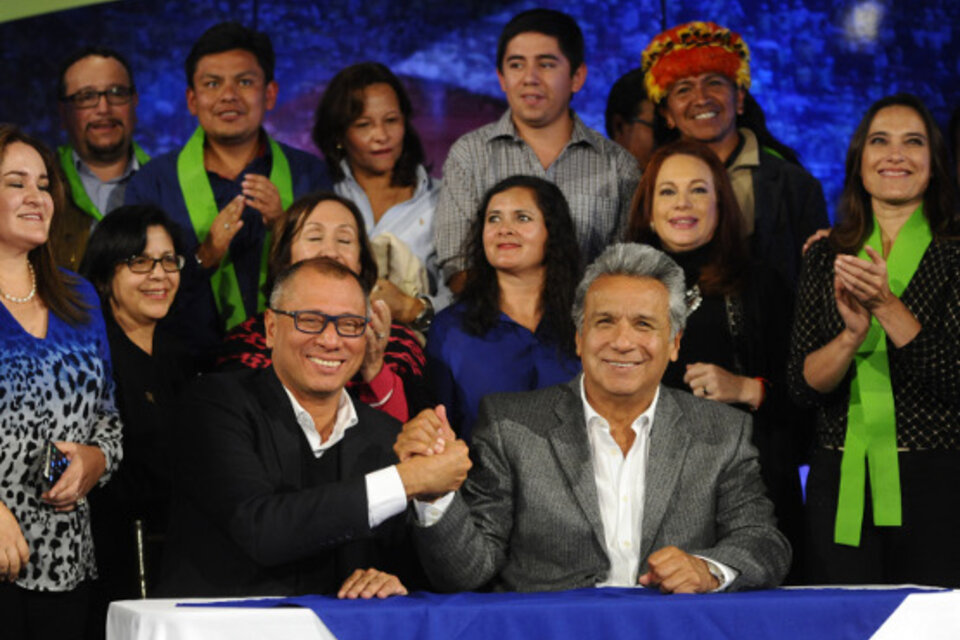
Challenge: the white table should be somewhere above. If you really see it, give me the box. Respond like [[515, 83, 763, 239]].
[[107, 598, 336, 640]]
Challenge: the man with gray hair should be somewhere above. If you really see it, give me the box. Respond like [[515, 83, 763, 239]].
[[398, 243, 790, 593]]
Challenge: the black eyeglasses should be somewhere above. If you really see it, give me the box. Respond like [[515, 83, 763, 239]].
[[270, 309, 369, 337], [125, 254, 185, 274], [61, 85, 135, 109]]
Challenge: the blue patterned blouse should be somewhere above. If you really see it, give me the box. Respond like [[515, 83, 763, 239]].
[[0, 274, 122, 591]]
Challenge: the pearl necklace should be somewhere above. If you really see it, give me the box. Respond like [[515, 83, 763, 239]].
[[0, 262, 37, 304]]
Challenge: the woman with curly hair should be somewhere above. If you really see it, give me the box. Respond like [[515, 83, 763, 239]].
[[426, 175, 582, 441]]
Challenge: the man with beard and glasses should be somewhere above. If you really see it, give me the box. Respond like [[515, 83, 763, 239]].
[[54, 47, 148, 269]]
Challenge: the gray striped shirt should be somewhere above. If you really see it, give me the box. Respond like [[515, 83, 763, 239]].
[[435, 109, 641, 280]]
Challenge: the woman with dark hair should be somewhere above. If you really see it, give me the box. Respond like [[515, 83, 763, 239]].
[[314, 62, 446, 330], [77, 205, 193, 619], [0, 124, 121, 638], [627, 139, 806, 580], [217, 192, 429, 421], [788, 94, 960, 587], [427, 175, 582, 441]]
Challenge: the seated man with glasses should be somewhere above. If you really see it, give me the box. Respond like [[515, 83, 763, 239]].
[[158, 257, 472, 597], [54, 46, 149, 270]]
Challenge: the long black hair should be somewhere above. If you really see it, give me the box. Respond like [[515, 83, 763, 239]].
[[459, 175, 581, 354]]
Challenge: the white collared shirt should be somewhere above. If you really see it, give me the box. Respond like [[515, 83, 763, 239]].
[[581, 379, 657, 587], [281, 386, 407, 528], [580, 380, 737, 590]]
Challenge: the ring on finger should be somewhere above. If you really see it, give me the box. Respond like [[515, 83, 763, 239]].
[[224, 222, 231, 230], [376, 332, 387, 340]]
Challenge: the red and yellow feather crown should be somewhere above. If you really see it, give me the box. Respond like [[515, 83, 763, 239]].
[[641, 21, 751, 104]]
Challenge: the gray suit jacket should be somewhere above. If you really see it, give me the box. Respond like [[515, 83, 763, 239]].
[[415, 378, 790, 592]]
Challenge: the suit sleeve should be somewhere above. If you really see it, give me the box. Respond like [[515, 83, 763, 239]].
[[413, 397, 513, 591], [176, 377, 378, 567], [688, 410, 792, 589]]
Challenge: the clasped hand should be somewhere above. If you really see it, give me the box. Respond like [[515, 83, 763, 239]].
[[41, 442, 106, 512], [395, 406, 471, 500], [638, 546, 720, 594]]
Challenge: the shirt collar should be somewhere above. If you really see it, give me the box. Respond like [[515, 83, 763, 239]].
[[72, 146, 141, 182], [281, 385, 359, 457], [579, 375, 660, 435], [728, 128, 760, 170], [487, 109, 599, 152], [337, 157, 430, 198]]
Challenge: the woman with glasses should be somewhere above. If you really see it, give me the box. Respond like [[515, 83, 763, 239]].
[[216, 192, 429, 421], [0, 124, 121, 639], [78, 204, 194, 621]]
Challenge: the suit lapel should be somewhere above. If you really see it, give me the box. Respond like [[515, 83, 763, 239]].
[[251, 366, 304, 488], [546, 377, 606, 553], [641, 387, 691, 559]]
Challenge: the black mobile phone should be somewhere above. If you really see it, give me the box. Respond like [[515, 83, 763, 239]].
[[42, 441, 70, 487]]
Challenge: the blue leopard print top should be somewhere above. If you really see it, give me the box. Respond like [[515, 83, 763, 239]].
[[0, 275, 122, 592]]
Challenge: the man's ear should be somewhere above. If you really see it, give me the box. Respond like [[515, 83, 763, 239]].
[[186, 86, 198, 117], [265, 80, 279, 111], [669, 329, 682, 362], [611, 113, 626, 141], [659, 102, 676, 130], [571, 63, 587, 94], [264, 308, 277, 349], [736, 87, 746, 115]]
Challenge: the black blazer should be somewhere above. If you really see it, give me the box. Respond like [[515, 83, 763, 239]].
[[158, 367, 419, 597]]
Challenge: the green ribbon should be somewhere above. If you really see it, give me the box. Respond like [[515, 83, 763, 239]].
[[835, 204, 932, 546], [57, 142, 150, 221], [176, 127, 293, 331]]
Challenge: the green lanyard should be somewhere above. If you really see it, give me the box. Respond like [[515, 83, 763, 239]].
[[834, 204, 932, 546], [57, 142, 150, 221], [176, 127, 293, 331]]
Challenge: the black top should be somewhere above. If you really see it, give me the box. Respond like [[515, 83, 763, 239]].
[[787, 238, 960, 450], [91, 311, 194, 529]]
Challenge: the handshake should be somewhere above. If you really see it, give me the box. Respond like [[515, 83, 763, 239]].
[[394, 406, 472, 501]]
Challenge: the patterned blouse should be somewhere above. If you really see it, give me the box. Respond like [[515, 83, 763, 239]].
[[0, 276, 122, 591], [787, 238, 960, 450]]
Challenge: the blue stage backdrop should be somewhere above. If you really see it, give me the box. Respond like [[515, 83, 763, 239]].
[[1, 0, 958, 218]]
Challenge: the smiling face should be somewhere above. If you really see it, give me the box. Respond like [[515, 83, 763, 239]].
[[0, 142, 54, 253], [343, 83, 405, 180], [482, 186, 548, 277], [109, 225, 180, 330], [265, 268, 367, 404], [186, 49, 277, 147], [60, 55, 137, 164], [576, 274, 680, 415], [288, 200, 363, 273], [497, 31, 586, 130], [651, 153, 719, 252], [860, 105, 931, 211], [662, 73, 743, 151]]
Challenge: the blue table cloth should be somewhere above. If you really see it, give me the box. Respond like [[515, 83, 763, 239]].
[[184, 587, 932, 640]]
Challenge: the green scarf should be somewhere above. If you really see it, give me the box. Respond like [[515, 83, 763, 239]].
[[835, 204, 932, 546], [176, 127, 293, 331], [57, 142, 150, 221]]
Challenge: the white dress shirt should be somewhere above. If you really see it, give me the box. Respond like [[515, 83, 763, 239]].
[[282, 386, 407, 528], [416, 381, 738, 590]]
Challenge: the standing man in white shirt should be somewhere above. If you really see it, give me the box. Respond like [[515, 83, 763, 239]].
[[54, 47, 147, 269], [397, 243, 790, 593]]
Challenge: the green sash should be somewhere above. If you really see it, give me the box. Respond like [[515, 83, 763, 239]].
[[835, 204, 932, 546], [176, 127, 293, 331], [57, 142, 150, 221]]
